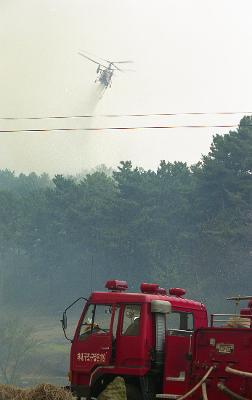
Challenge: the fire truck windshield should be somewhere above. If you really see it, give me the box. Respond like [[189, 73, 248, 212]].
[[79, 304, 112, 340]]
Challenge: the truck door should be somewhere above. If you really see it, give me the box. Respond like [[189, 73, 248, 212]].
[[71, 303, 114, 375], [115, 303, 148, 368], [163, 311, 194, 396]]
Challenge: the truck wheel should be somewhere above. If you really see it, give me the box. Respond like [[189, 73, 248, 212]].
[[126, 384, 142, 400]]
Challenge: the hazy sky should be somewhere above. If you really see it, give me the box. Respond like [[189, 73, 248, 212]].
[[0, 0, 251, 175]]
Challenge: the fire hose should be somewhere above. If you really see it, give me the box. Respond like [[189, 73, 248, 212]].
[[158, 365, 252, 399], [177, 365, 252, 400], [156, 368, 213, 399], [225, 366, 252, 379], [215, 366, 252, 400], [177, 366, 214, 400], [217, 383, 249, 400], [201, 382, 208, 400]]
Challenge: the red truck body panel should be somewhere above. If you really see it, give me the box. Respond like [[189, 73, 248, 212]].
[[66, 283, 252, 399], [190, 327, 252, 399]]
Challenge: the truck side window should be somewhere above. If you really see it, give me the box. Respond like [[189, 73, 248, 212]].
[[122, 304, 141, 336], [166, 312, 194, 334], [181, 312, 194, 331], [79, 304, 112, 340]]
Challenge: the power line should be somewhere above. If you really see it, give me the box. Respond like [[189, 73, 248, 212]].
[[0, 111, 251, 121], [0, 124, 248, 134]]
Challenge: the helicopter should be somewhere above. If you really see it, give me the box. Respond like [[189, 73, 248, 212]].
[[78, 50, 133, 89]]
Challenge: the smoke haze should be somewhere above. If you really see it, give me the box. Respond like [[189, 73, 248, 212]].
[[0, 0, 252, 174]]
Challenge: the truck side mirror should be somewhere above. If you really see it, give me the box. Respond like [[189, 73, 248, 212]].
[[61, 296, 88, 342], [61, 311, 67, 330]]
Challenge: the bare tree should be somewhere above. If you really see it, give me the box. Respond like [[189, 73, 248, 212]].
[[0, 318, 37, 384]]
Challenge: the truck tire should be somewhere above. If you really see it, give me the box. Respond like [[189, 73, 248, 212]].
[[126, 384, 142, 400]]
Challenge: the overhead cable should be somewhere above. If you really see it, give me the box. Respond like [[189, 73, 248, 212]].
[[0, 111, 251, 121], [0, 123, 248, 134]]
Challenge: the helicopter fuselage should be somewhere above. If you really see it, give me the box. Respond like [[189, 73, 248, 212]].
[[100, 68, 113, 88], [78, 51, 132, 90], [96, 65, 114, 88]]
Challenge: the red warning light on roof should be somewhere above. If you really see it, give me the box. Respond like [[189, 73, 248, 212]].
[[169, 288, 186, 297], [140, 283, 159, 294], [105, 280, 128, 291]]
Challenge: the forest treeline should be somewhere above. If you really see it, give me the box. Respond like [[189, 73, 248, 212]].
[[0, 117, 251, 313]]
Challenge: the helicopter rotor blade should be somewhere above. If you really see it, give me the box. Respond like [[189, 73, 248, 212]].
[[79, 49, 111, 65], [111, 61, 133, 64], [78, 50, 134, 75], [79, 50, 133, 65], [78, 52, 108, 69], [88, 56, 133, 65], [112, 64, 123, 72], [97, 59, 133, 66], [110, 61, 134, 72]]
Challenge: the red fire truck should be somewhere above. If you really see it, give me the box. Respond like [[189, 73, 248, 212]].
[[61, 280, 252, 399]]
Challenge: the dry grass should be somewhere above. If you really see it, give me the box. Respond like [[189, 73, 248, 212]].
[[0, 384, 74, 400], [0, 378, 126, 400]]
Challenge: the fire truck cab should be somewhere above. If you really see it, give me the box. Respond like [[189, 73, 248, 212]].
[[62, 280, 208, 399]]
